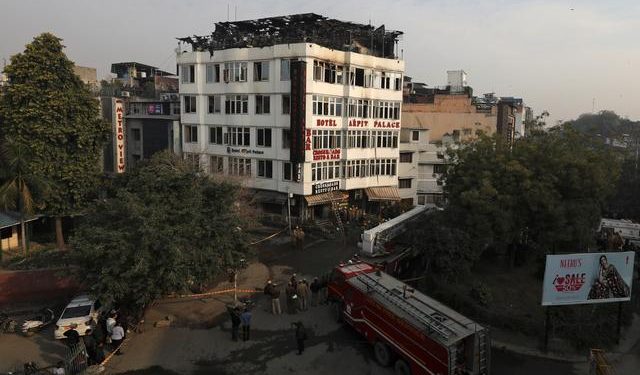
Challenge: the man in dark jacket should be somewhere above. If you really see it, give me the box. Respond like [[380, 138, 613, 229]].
[[228, 306, 241, 341], [293, 321, 307, 355], [63, 324, 80, 347], [310, 277, 321, 307]]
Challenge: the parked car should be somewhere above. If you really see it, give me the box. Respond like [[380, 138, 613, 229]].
[[54, 295, 101, 340]]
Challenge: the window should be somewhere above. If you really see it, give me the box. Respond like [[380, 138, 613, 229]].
[[312, 95, 343, 116], [373, 101, 401, 120], [183, 95, 197, 113], [206, 64, 220, 83], [373, 131, 397, 148], [282, 129, 291, 149], [132, 129, 141, 142], [399, 179, 412, 189], [411, 130, 420, 141], [225, 95, 248, 114], [253, 61, 269, 81], [208, 95, 221, 114], [312, 60, 343, 84], [349, 67, 365, 87], [369, 159, 397, 176], [209, 126, 223, 144], [280, 59, 291, 81], [283, 162, 293, 181], [347, 130, 370, 148], [181, 65, 195, 83], [257, 128, 272, 147], [400, 152, 413, 163], [282, 95, 291, 114], [210, 156, 224, 173], [433, 164, 446, 174], [417, 195, 426, 205], [255, 95, 271, 114], [312, 130, 342, 149], [184, 153, 200, 168], [346, 160, 369, 178], [257, 160, 273, 178], [311, 161, 341, 181], [228, 127, 250, 146], [229, 157, 251, 176], [184, 125, 198, 143], [223, 62, 247, 82]]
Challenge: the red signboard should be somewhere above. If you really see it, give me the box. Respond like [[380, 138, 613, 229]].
[[313, 149, 341, 161]]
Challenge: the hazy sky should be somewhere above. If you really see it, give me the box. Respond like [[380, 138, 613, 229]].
[[2, 0, 639, 124]]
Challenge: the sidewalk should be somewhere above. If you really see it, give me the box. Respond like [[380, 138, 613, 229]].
[[490, 313, 640, 370]]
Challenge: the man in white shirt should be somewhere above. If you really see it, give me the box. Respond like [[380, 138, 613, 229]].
[[51, 361, 65, 375]]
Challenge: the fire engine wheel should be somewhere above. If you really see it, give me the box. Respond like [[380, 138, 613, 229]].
[[394, 359, 411, 375], [374, 342, 392, 367]]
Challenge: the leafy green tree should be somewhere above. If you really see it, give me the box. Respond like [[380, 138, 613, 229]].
[[0, 33, 111, 249], [0, 140, 48, 255], [71, 152, 250, 309], [438, 127, 619, 267]]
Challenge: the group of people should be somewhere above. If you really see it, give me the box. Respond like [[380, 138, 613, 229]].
[[227, 305, 252, 342], [61, 309, 127, 370], [265, 274, 328, 315]]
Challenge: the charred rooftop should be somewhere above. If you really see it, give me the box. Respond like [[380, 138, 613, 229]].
[[178, 13, 403, 59]]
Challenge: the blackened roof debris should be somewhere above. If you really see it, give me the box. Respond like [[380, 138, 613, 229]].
[[178, 13, 403, 59]]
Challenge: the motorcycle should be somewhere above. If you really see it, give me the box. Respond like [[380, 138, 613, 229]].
[[21, 308, 55, 336]]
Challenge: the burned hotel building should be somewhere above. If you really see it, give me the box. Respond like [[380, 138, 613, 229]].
[[177, 13, 404, 221]]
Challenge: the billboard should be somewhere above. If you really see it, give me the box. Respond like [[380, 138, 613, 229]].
[[542, 251, 635, 306]]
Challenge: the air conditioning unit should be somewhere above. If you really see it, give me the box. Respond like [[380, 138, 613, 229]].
[[121, 91, 130, 98], [160, 94, 170, 101], [170, 94, 179, 101]]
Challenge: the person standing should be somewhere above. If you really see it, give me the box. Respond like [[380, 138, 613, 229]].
[[63, 324, 80, 348], [240, 308, 252, 341], [83, 329, 98, 365], [228, 306, 241, 341], [286, 282, 297, 314], [110, 321, 125, 355], [270, 283, 282, 315], [310, 277, 321, 307], [293, 321, 307, 355], [297, 280, 310, 311], [106, 311, 117, 345]]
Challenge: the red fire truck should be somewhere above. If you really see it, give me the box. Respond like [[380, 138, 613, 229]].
[[328, 262, 490, 375]]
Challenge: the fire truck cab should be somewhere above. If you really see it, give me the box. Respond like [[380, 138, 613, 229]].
[[329, 262, 490, 375]]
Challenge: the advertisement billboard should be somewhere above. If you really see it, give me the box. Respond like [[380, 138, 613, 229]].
[[113, 99, 126, 173], [542, 251, 635, 306]]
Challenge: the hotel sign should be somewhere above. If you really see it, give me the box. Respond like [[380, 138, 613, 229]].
[[114, 99, 125, 173], [312, 180, 340, 195]]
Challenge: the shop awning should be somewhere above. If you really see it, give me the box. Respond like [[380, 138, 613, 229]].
[[365, 186, 401, 201], [253, 190, 288, 205], [305, 191, 349, 207]]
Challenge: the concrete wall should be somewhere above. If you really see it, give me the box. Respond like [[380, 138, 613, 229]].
[[0, 268, 79, 305], [402, 95, 497, 142]]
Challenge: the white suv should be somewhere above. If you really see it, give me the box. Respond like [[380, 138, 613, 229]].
[[54, 295, 101, 340]]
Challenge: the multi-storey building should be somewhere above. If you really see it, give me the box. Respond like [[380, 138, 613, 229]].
[[177, 14, 404, 220]]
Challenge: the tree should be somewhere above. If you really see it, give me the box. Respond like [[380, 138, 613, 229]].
[[441, 127, 619, 266], [0, 140, 48, 255], [71, 152, 250, 309], [0, 33, 111, 249]]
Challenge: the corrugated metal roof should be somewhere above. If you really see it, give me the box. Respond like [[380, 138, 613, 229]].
[[0, 212, 39, 229], [365, 186, 401, 201], [305, 191, 348, 206]]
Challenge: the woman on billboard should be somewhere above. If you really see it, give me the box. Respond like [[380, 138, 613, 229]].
[[588, 255, 630, 299]]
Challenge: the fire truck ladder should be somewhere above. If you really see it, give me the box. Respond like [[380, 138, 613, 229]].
[[357, 273, 455, 340]]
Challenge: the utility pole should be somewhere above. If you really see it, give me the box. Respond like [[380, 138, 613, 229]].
[[287, 190, 293, 236]]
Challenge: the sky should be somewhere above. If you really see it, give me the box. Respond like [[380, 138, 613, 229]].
[[1, 0, 639, 125]]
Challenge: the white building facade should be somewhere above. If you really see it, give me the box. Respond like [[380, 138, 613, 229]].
[[177, 23, 404, 220]]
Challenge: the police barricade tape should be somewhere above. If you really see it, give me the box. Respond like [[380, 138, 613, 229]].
[[171, 288, 260, 299]]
